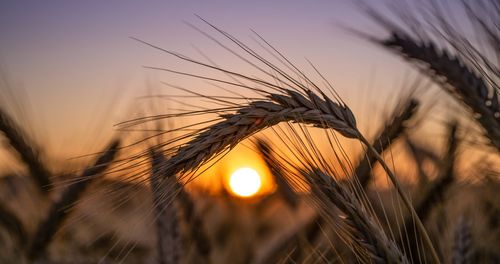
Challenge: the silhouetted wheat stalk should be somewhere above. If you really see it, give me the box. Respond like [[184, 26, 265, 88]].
[[361, 0, 500, 151], [415, 122, 458, 221], [159, 89, 359, 178], [149, 148, 212, 264], [308, 168, 409, 263], [0, 201, 26, 248], [149, 149, 181, 264], [405, 137, 436, 187], [401, 122, 458, 262], [177, 187, 212, 262], [381, 33, 500, 150], [452, 216, 473, 264], [28, 139, 120, 261], [0, 108, 51, 194], [256, 139, 299, 209], [354, 99, 419, 189]]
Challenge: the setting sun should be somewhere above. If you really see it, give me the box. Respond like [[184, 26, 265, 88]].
[[229, 167, 262, 197]]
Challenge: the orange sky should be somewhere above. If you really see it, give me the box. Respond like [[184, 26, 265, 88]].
[[0, 1, 467, 194]]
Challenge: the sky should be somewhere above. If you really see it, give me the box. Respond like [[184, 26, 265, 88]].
[[0, 0, 430, 185]]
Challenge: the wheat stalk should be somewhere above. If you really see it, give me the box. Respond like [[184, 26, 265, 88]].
[[146, 80, 440, 263], [256, 139, 299, 209], [415, 122, 458, 221], [0, 201, 26, 248], [380, 33, 500, 151], [401, 122, 458, 262], [0, 108, 51, 194], [28, 139, 120, 261], [130, 23, 440, 261], [358, 0, 499, 151], [452, 216, 473, 264], [149, 149, 181, 264], [405, 137, 435, 187], [354, 99, 419, 189], [308, 169, 409, 264], [176, 176, 212, 261], [160, 89, 358, 180], [149, 148, 212, 263]]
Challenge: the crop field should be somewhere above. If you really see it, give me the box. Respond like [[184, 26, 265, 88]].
[[0, 1, 498, 263]]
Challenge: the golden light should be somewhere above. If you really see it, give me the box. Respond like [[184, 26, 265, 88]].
[[229, 167, 262, 197]]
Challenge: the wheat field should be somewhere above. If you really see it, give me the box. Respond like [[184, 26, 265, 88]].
[[0, 1, 499, 263]]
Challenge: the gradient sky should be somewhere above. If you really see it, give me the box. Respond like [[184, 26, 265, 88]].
[[0, 0, 425, 169]]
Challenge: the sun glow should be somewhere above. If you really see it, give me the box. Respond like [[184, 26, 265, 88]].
[[229, 167, 262, 197]]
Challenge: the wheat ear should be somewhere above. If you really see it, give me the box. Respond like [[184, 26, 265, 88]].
[[28, 139, 120, 261], [176, 174, 212, 261], [381, 33, 500, 151], [415, 122, 458, 221], [452, 216, 473, 264], [309, 169, 409, 263], [130, 25, 438, 261], [150, 148, 212, 263], [149, 149, 181, 264], [0, 108, 51, 194], [356, 133, 441, 263], [150, 87, 439, 262], [354, 99, 419, 188], [161, 89, 358, 179]]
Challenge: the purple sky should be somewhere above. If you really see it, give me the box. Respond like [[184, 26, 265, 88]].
[[0, 0, 418, 160]]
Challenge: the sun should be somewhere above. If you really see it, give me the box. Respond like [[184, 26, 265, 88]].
[[229, 167, 262, 197]]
